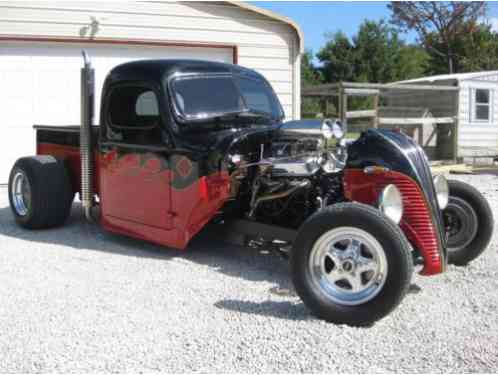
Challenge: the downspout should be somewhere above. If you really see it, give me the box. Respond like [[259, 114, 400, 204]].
[[80, 51, 95, 221]]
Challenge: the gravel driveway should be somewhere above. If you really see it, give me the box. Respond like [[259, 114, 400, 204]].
[[0, 174, 497, 373]]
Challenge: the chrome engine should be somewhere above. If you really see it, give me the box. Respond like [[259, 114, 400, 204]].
[[226, 121, 347, 228]]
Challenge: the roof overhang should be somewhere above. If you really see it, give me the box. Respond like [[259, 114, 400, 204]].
[[228, 1, 304, 54]]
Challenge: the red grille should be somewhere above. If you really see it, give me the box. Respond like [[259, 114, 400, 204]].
[[344, 169, 443, 275]]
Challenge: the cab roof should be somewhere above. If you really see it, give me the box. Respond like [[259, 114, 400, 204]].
[[106, 59, 266, 86]]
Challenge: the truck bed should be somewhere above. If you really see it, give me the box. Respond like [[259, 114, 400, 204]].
[[34, 125, 99, 148], [34, 125, 100, 195]]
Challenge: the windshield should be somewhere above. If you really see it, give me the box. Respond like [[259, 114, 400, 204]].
[[170, 74, 283, 122]]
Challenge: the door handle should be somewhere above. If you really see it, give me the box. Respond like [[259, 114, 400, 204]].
[[100, 143, 113, 153]]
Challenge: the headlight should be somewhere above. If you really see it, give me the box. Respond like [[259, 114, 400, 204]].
[[379, 184, 403, 224], [433, 174, 449, 209]]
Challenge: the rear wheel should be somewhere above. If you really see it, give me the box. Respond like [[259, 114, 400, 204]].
[[9, 156, 74, 229], [291, 203, 413, 326], [444, 180, 493, 265]]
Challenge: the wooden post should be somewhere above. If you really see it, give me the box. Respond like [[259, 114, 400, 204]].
[[417, 125, 423, 145], [372, 93, 379, 128], [320, 97, 327, 118], [337, 84, 342, 122], [338, 82, 347, 125], [453, 90, 460, 163], [342, 90, 348, 136]]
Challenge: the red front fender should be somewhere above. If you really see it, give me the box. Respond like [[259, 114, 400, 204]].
[[343, 168, 444, 276]]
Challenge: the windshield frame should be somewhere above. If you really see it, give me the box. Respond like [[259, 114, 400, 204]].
[[167, 72, 284, 125]]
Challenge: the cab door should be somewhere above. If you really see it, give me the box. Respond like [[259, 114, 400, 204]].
[[99, 84, 174, 238]]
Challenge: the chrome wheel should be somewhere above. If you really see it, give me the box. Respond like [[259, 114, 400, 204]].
[[11, 171, 31, 216], [444, 196, 478, 252], [308, 227, 388, 306]]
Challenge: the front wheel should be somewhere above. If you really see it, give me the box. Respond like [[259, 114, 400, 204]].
[[290, 203, 413, 326], [444, 179, 493, 265]]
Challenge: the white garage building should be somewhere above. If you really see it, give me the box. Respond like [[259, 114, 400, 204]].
[[0, 1, 303, 182]]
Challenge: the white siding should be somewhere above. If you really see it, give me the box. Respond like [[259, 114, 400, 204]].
[[0, 1, 300, 119], [457, 78, 498, 154]]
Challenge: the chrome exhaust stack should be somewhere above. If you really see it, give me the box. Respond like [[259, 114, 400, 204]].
[[80, 51, 95, 221]]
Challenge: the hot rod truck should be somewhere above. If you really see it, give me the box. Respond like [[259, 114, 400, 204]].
[[8, 53, 493, 326]]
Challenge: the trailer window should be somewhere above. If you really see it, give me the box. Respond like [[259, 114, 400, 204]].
[[474, 89, 490, 121]]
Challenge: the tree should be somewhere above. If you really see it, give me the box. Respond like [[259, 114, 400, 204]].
[[317, 19, 428, 83], [353, 20, 401, 82], [301, 50, 324, 117], [392, 45, 430, 81], [317, 31, 356, 82], [423, 22, 498, 74], [301, 49, 322, 87], [459, 23, 498, 71], [388, 1, 487, 73]]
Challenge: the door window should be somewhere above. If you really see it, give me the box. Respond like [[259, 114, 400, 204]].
[[107, 86, 162, 144]]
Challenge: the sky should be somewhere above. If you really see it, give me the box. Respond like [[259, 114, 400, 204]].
[[252, 1, 498, 62]]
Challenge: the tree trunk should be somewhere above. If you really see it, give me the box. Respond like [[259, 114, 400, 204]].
[[447, 42, 454, 74]]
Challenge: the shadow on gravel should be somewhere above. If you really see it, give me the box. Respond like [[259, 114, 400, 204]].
[[214, 299, 311, 321], [0, 203, 174, 260], [0, 200, 424, 323], [0, 200, 292, 293]]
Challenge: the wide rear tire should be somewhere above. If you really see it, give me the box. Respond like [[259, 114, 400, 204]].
[[8, 156, 74, 229], [444, 179, 493, 265], [290, 203, 413, 326]]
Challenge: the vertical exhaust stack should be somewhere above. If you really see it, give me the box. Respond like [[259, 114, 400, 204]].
[[80, 51, 95, 221]]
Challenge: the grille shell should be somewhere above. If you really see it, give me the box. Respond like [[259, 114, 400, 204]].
[[344, 169, 443, 275]]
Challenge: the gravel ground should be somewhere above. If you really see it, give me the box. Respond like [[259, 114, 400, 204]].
[[0, 174, 497, 373]]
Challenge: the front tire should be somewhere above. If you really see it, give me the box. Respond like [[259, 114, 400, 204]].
[[290, 203, 413, 326], [8, 156, 74, 229], [444, 179, 493, 265]]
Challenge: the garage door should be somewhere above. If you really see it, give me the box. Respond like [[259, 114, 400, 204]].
[[0, 41, 234, 183]]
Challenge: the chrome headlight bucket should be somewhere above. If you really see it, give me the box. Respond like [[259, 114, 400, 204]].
[[305, 156, 321, 174], [379, 184, 403, 224], [433, 174, 449, 209]]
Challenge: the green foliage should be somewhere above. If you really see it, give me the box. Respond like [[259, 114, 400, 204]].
[[392, 45, 430, 81], [425, 22, 498, 74], [460, 24, 498, 72], [388, 1, 488, 74], [301, 49, 322, 87], [353, 20, 401, 83], [317, 31, 356, 82], [300, 49, 324, 116], [315, 19, 430, 84]]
